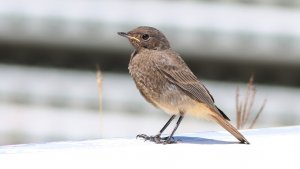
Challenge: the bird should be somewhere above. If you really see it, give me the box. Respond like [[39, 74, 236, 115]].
[[117, 26, 249, 144]]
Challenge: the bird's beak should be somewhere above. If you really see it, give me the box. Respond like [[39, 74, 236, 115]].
[[117, 32, 140, 42]]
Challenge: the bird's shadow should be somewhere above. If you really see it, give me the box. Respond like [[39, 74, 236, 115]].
[[173, 136, 239, 145]]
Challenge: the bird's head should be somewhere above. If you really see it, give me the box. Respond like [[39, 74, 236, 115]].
[[118, 26, 170, 51]]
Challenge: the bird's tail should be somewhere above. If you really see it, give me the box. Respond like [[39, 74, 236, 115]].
[[210, 114, 250, 144]]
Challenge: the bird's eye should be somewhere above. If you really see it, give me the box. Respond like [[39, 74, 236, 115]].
[[141, 34, 150, 40]]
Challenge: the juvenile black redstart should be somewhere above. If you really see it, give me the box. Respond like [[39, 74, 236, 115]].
[[118, 26, 249, 144]]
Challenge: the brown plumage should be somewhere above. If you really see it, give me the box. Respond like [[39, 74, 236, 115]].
[[118, 26, 249, 144]]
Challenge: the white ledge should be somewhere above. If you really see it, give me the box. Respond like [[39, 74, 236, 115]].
[[0, 126, 299, 169]]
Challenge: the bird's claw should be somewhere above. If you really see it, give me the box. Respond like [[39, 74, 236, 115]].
[[136, 134, 177, 144], [136, 134, 161, 143]]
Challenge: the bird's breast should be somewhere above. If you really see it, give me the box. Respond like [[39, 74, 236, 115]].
[[128, 53, 164, 99], [129, 56, 184, 114]]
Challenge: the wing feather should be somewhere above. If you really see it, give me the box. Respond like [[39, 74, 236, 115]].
[[159, 66, 215, 105], [154, 53, 230, 120]]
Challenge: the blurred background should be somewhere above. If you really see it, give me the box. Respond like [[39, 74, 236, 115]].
[[1, 0, 300, 145]]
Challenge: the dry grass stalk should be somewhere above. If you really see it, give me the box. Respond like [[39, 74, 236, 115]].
[[236, 75, 267, 129], [96, 64, 103, 112], [249, 98, 267, 129], [96, 64, 103, 137], [236, 87, 241, 129]]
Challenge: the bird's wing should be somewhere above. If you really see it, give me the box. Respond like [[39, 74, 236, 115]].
[[156, 62, 215, 106], [154, 53, 230, 120]]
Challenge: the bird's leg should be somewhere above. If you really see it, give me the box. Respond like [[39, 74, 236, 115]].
[[136, 115, 176, 143], [157, 115, 176, 136], [162, 115, 184, 144]]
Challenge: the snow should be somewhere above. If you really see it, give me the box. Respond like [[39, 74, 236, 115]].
[[0, 126, 299, 169]]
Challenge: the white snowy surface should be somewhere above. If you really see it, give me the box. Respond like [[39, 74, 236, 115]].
[[0, 126, 299, 169]]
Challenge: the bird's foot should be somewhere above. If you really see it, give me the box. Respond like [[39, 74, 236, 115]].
[[160, 136, 177, 144], [136, 134, 177, 144], [136, 134, 162, 143]]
